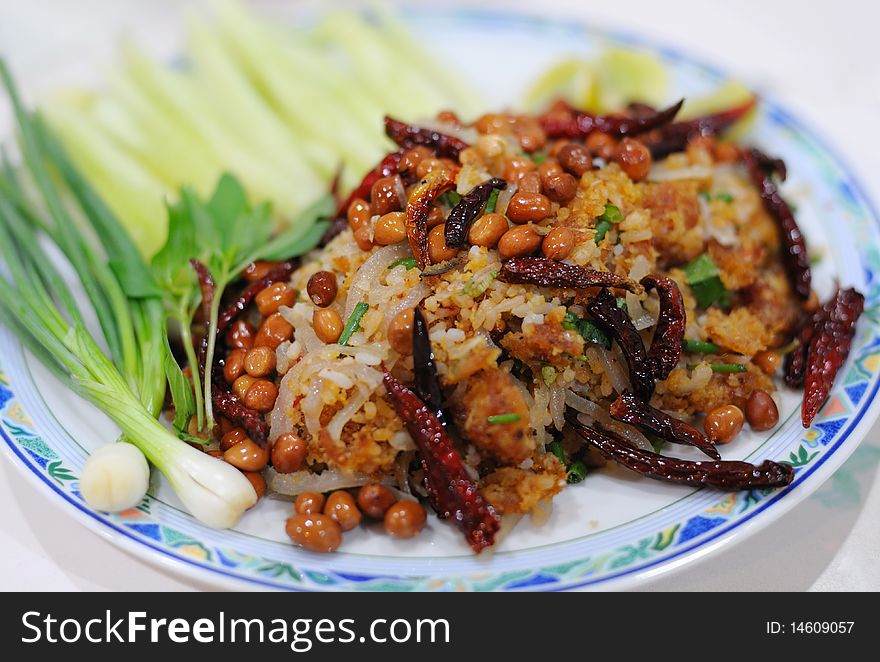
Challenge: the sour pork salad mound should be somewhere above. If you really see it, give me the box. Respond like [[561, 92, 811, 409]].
[[242, 99, 862, 554]]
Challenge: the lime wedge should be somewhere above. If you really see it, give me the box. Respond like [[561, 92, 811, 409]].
[[521, 58, 598, 113], [596, 48, 668, 112], [679, 80, 757, 140]]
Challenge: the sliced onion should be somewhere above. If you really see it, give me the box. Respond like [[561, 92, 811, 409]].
[[595, 346, 630, 393], [566, 391, 653, 451], [626, 291, 656, 330], [266, 467, 385, 496], [549, 381, 566, 431], [345, 244, 410, 319]]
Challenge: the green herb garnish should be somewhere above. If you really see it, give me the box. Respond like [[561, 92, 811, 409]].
[[487, 413, 521, 424], [563, 311, 611, 349], [531, 153, 547, 164], [709, 363, 747, 373], [716, 192, 735, 203], [462, 270, 498, 298], [598, 203, 623, 224], [440, 190, 462, 207], [339, 302, 369, 346], [567, 460, 588, 484], [548, 440, 566, 466], [682, 339, 720, 354], [389, 257, 419, 270], [484, 188, 501, 214], [594, 220, 612, 243], [698, 190, 711, 202], [683, 253, 729, 309]]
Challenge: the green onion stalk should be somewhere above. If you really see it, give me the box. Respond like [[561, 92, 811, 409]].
[[0, 61, 256, 526]]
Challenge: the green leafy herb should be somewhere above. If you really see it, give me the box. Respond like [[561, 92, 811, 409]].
[[594, 220, 612, 243], [440, 190, 462, 207], [487, 413, 521, 424], [683, 253, 729, 309], [698, 190, 711, 202], [682, 339, 720, 354], [389, 257, 419, 270], [598, 203, 623, 224], [484, 188, 501, 214], [548, 440, 566, 466], [616, 296, 628, 312], [567, 460, 588, 484], [541, 365, 557, 386], [716, 192, 734, 203], [563, 311, 611, 349], [339, 302, 369, 346], [151, 175, 332, 431], [648, 434, 667, 453], [531, 153, 547, 164]]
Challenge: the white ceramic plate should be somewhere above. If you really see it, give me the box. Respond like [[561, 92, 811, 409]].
[[2, 7, 880, 591]]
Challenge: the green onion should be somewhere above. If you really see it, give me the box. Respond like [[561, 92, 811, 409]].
[[531, 153, 547, 164], [339, 301, 369, 346], [683, 253, 728, 309], [484, 188, 501, 214], [616, 297, 628, 312], [462, 270, 499, 298], [594, 220, 612, 243], [440, 190, 462, 207], [709, 363, 747, 373], [698, 190, 711, 201], [548, 440, 566, 466], [0, 61, 256, 526], [487, 413, 521, 424], [567, 460, 588, 484], [389, 257, 419, 270], [682, 339, 720, 354], [716, 192, 734, 203], [562, 311, 611, 349], [541, 365, 557, 386], [598, 203, 623, 224]]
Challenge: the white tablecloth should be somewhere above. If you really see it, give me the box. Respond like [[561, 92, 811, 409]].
[[1, 0, 878, 591]]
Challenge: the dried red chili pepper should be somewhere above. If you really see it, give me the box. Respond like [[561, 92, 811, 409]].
[[406, 170, 456, 269], [610, 390, 720, 460], [784, 318, 814, 388], [212, 383, 270, 445], [539, 99, 683, 139], [798, 288, 864, 427], [190, 259, 272, 445], [190, 259, 216, 378], [334, 150, 404, 220], [642, 97, 757, 159], [498, 257, 644, 294], [384, 116, 470, 160], [743, 148, 811, 300], [587, 289, 655, 400], [641, 274, 685, 380], [444, 178, 507, 248], [566, 414, 794, 490], [412, 307, 444, 421], [749, 147, 787, 181], [383, 370, 500, 552], [217, 261, 296, 336]]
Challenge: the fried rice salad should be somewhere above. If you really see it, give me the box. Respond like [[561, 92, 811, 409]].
[[208, 99, 863, 553]]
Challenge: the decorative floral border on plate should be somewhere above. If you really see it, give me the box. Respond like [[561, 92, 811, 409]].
[[2, 8, 880, 591]]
